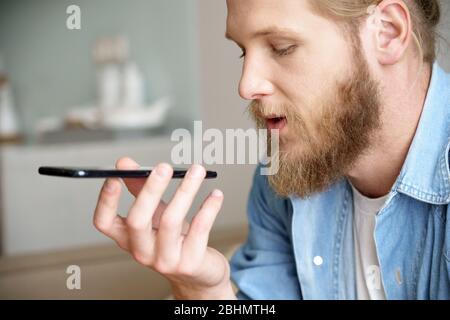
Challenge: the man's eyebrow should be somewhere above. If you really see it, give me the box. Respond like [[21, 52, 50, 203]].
[[225, 26, 301, 44]]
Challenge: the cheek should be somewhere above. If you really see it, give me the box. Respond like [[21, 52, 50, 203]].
[[276, 40, 352, 112], [359, 24, 379, 73], [276, 67, 332, 130]]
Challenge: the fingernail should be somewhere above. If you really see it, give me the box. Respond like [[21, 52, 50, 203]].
[[104, 179, 116, 192], [211, 189, 223, 198], [189, 165, 205, 178], [156, 164, 170, 177]]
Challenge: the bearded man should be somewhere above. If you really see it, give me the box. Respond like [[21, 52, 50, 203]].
[[93, 0, 449, 300]]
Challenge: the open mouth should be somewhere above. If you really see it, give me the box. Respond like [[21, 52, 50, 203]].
[[265, 116, 287, 132]]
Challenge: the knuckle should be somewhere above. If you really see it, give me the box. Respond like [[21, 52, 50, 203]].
[[115, 240, 129, 252], [176, 263, 198, 278], [125, 216, 146, 231], [158, 215, 181, 231], [93, 217, 111, 233], [191, 219, 211, 235], [132, 251, 153, 266], [153, 259, 176, 275], [97, 193, 112, 208]]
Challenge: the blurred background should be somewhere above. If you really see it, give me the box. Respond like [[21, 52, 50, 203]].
[[0, 0, 449, 299]]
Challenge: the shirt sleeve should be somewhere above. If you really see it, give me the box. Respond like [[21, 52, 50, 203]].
[[230, 165, 303, 299]]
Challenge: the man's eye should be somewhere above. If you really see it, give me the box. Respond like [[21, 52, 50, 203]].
[[272, 45, 297, 57], [238, 45, 297, 59]]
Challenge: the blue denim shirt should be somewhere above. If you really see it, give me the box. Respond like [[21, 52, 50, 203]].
[[230, 63, 450, 300]]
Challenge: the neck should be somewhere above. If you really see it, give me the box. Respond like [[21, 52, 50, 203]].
[[346, 62, 432, 198]]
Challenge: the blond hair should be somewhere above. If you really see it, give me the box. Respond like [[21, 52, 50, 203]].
[[310, 0, 441, 63]]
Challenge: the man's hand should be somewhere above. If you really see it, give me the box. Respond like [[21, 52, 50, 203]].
[[93, 157, 236, 299]]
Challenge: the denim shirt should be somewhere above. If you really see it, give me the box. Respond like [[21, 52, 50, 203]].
[[230, 63, 450, 300]]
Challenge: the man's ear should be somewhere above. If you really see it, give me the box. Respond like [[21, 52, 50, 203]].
[[367, 0, 413, 65]]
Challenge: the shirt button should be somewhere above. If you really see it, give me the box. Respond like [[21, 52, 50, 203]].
[[313, 256, 323, 266]]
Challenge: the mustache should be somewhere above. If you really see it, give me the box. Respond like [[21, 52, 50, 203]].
[[246, 100, 303, 125], [248, 100, 286, 118]]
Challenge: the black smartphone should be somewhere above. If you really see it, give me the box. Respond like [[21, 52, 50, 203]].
[[38, 166, 217, 179]]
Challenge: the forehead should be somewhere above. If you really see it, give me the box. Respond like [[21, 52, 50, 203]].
[[225, 0, 316, 39]]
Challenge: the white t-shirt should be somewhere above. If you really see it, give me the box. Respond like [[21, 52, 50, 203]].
[[350, 183, 389, 300]]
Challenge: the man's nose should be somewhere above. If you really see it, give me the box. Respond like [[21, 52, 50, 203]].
[[238, 58, 274, 100]]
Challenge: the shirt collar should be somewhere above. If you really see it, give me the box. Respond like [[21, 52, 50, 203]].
[[393, 63, 450, 205]]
